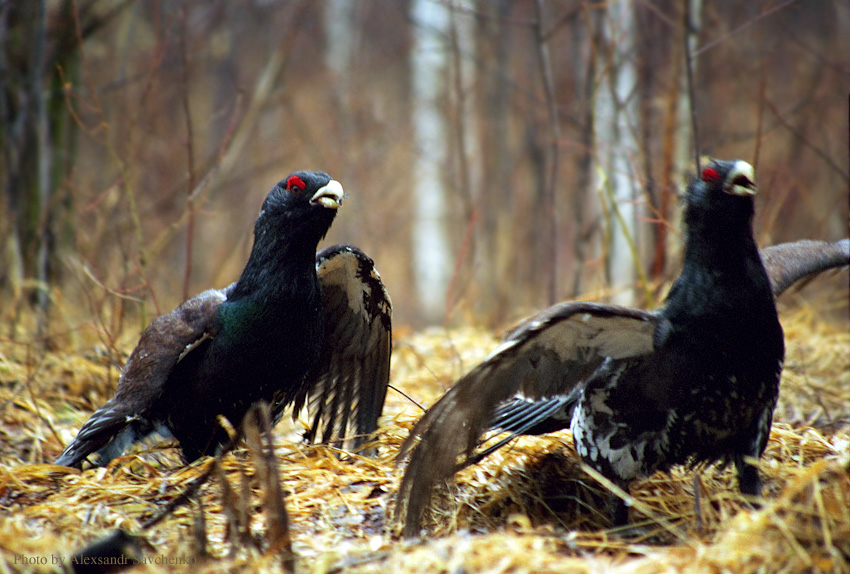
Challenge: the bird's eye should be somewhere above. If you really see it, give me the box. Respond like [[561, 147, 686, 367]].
[[285, 175, 306, 193], [701, 167, 720, 184]]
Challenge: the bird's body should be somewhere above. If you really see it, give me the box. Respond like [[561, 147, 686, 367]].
[[572, 204, 783, 518], [397, 159, 788, 535], [56, 172, 392, 468], [157, 260, 326, 461]]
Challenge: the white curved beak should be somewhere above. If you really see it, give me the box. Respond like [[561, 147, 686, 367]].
[[311, 180, 345, 209]]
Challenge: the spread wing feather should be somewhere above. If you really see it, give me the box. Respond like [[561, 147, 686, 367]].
[[55, 286, 231, 468], [294, 245, 392, 453], [396, 301, 661, 537]]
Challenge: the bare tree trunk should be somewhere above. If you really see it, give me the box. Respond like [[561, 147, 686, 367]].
[[179, 5, 197, 302], [681, 0, 702, 174], [534, 0, 562, 307], [324, 0, 359, 170], [0, 4, 23, 334], [32, 0, 52, 336], [324, 0, 357, 80], [659, 0, 702, 275], [570, 6, 599, 299], [478, 0, 512, 323], [1, 0, 55, 334], [445, 0, 481, 318], [410, 0, 452, 324], [1, 0, 128, 336], [595, 0, 641, 306]]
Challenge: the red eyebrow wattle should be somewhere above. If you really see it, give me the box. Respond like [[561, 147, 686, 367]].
[[286, 175, 306, 191], [701, 167, 720, 183]]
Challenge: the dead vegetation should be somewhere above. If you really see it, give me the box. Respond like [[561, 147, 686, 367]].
[[0, 296, 848, 574]]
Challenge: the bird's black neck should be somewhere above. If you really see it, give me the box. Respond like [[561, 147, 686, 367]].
[[219, 233, 322, 349], [664, 211, 772, 324], [229, 228, 321, 302]]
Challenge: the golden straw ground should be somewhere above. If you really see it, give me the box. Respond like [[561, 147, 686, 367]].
[[1, 299, 847, 574]]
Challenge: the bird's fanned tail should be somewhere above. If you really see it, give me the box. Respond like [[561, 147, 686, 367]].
[[760, 239, 849, 298]]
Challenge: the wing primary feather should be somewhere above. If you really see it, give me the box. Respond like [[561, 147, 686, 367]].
[[489, 396, 573, 435], [458, 395, 576, 472]]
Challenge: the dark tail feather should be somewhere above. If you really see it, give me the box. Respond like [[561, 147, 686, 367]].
[[761, 239, 849, 298]]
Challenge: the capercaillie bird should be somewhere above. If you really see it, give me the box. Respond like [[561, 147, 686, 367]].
[[396, 159, 789, 535], [56, 171, 392, 468]]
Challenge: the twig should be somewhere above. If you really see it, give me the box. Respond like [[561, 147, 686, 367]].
[[147, 91, 245, 261], [245, 403, 295, 573], [763, 96, 849, 183], [388, 383, 426, 412], [693, 0, 798, 57], [140, 458, 218, 530]]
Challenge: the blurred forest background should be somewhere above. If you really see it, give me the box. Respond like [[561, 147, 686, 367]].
[[1, 0, 847, 341]]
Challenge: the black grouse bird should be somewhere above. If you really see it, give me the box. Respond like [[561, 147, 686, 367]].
[[55, 171, 392, 468], [397, 159, 790, 536]]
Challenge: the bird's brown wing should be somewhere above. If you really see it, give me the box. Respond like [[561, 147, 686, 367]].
[[760, 239, 849, 298], [396, 301, 662, 537], [294, 245, 392, 454], [55, 286, 231, 468]]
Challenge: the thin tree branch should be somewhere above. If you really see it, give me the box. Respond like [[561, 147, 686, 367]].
[[763, 96, 849, 184], [693, 0, 798, 57]]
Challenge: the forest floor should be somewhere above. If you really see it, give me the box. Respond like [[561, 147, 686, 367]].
[[1, 290, 848, 574]]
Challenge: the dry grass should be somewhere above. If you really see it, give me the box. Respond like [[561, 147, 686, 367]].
[[0, 296, 848, 574]]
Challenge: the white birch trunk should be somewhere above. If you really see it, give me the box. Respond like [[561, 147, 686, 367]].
[[450, 0, 481, 204], [324, 0, 357, 79], [595, 0, 640, 306], [411, 0, 452, 323]]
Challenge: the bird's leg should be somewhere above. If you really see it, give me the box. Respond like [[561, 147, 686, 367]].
[[734, 453, 761, 496], [608, 482, 631, 527], [734, 453, 763, 511], [611, 496, 629, 527]]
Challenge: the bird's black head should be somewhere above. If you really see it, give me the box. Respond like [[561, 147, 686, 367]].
[[230, 171, 344, 299], [683, 158, 758, 238], [253, 171, 344, 248]]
